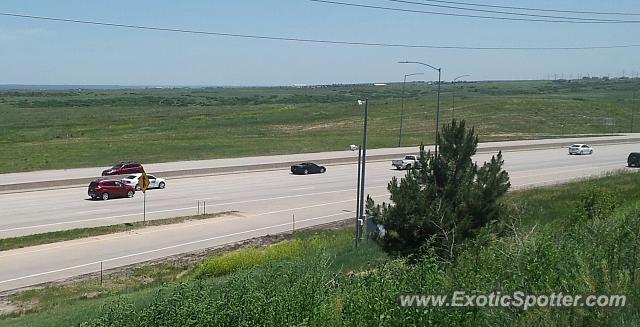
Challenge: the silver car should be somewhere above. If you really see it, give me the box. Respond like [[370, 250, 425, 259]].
[[568, 144, 593, 155]]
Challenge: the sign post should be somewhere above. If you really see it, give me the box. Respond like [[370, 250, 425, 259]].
[[140, 171, 150, 223]]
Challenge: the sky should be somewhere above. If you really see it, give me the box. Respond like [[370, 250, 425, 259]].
[[0, 0, 638, 85]]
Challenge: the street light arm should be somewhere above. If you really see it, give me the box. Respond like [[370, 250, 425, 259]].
[[398, 61, 440, 72], [453, 74, 471, 82], [404, 72, 424, 78]]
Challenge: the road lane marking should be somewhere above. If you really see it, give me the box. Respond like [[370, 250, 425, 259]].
[[0, 158, 626, 234], [0, 194, 389, 259], [508, 162, 627, 177], [0, 186, 387, 233], [0, 210, 356, 286]]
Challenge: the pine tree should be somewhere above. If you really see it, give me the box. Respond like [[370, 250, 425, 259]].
[[367, 120, 511, 260]]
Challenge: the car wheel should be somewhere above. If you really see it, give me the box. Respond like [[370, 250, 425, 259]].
[[320, 167, 326, 173], [159, 182, 166, 189], [406, 164, 412, 170], [590, 150, 593, 154], [102, 192, 110, 201], [303, 169, 309, 175], [127, 190, 134, 198], [135, 184, 141, 191]]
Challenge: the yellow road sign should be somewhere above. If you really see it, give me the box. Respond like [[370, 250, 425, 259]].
[[140, 171, 150, 193]]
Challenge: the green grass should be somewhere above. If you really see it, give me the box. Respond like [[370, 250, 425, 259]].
[[3, 172, 640, 326], [195, 239, 307, 277], [504, 171, 640, 227], [0, 225, 387, 326], [1, 79, 638, 173], [0, 211, 235, 252]]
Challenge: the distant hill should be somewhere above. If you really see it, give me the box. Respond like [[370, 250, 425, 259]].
[[0, 84, 149, 90]]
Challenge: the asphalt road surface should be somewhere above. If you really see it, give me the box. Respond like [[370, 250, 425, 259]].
[[0, 142, 637, 292]]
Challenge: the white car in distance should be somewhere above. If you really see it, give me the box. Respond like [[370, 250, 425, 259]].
[[568, 144, 593, 155], [121, 173, 166, 191]]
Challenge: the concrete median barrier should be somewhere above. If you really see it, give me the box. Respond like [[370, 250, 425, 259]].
[[1, 137, 639, 193]]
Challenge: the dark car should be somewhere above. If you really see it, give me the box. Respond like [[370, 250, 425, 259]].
[[628, 152, 640, 167], [101, 162, 145, 176], [290, 162, 326, 175], [88, 179, 135, 200]]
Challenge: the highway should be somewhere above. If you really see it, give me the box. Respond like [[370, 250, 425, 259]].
[[0, 141, 637, 292]]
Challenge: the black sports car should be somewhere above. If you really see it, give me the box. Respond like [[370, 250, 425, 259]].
[[290, 162, 326, 175], [628, 152, 640, 167]]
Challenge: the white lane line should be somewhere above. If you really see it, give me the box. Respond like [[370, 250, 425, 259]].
[[0, 159, 620, 234], [0, 211, 353, 285], [509, 162, 627, 178], [0, 194, 389, 259], [514, 173, 619, 188], [0, 186, 386, 233], [288, 187, 315, 192]]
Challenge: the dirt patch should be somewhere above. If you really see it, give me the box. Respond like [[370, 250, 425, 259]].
[[0, 299, 18, 316], [0, 298, 37, 317], [487, 132, 536, 137], [272, 120, 356, 134]]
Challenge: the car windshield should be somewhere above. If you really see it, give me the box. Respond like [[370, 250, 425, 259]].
[[405, 156, 414, 160], [571, 144, 581, 147], [125, 175, 137, 179], [111, 163, 124, 169], [89, 182, 99, 188]]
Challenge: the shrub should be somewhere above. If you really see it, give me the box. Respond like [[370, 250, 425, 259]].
[[576, 186, 616, 221]]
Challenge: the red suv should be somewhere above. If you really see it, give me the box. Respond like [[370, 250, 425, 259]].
[[101, 162, 144, 176], [88, 179, 135, 200]]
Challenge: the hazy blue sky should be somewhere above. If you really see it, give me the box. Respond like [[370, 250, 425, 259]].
[[0, 0, 638, 85]]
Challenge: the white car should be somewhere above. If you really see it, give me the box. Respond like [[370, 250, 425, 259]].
[[568, 144, 593, 155], [392, 155, 421, 170], [121, 173, 166, 191]]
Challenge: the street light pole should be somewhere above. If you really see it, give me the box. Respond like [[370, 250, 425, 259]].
[[452, 74, 470, 121], [398, 72, 423, 147], [354, 144, 361, 248], [355, 99, 369, 249], [435, 68, 441, 158], [398, 61, 443, 157], [632, 91, 636, 133]]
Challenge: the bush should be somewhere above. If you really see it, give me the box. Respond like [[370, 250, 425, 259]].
[[576, 186, 616, 221]]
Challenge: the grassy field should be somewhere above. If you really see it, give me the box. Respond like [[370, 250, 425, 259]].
[[1, 79, 638, 173], [2, 171, 639, 326]]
